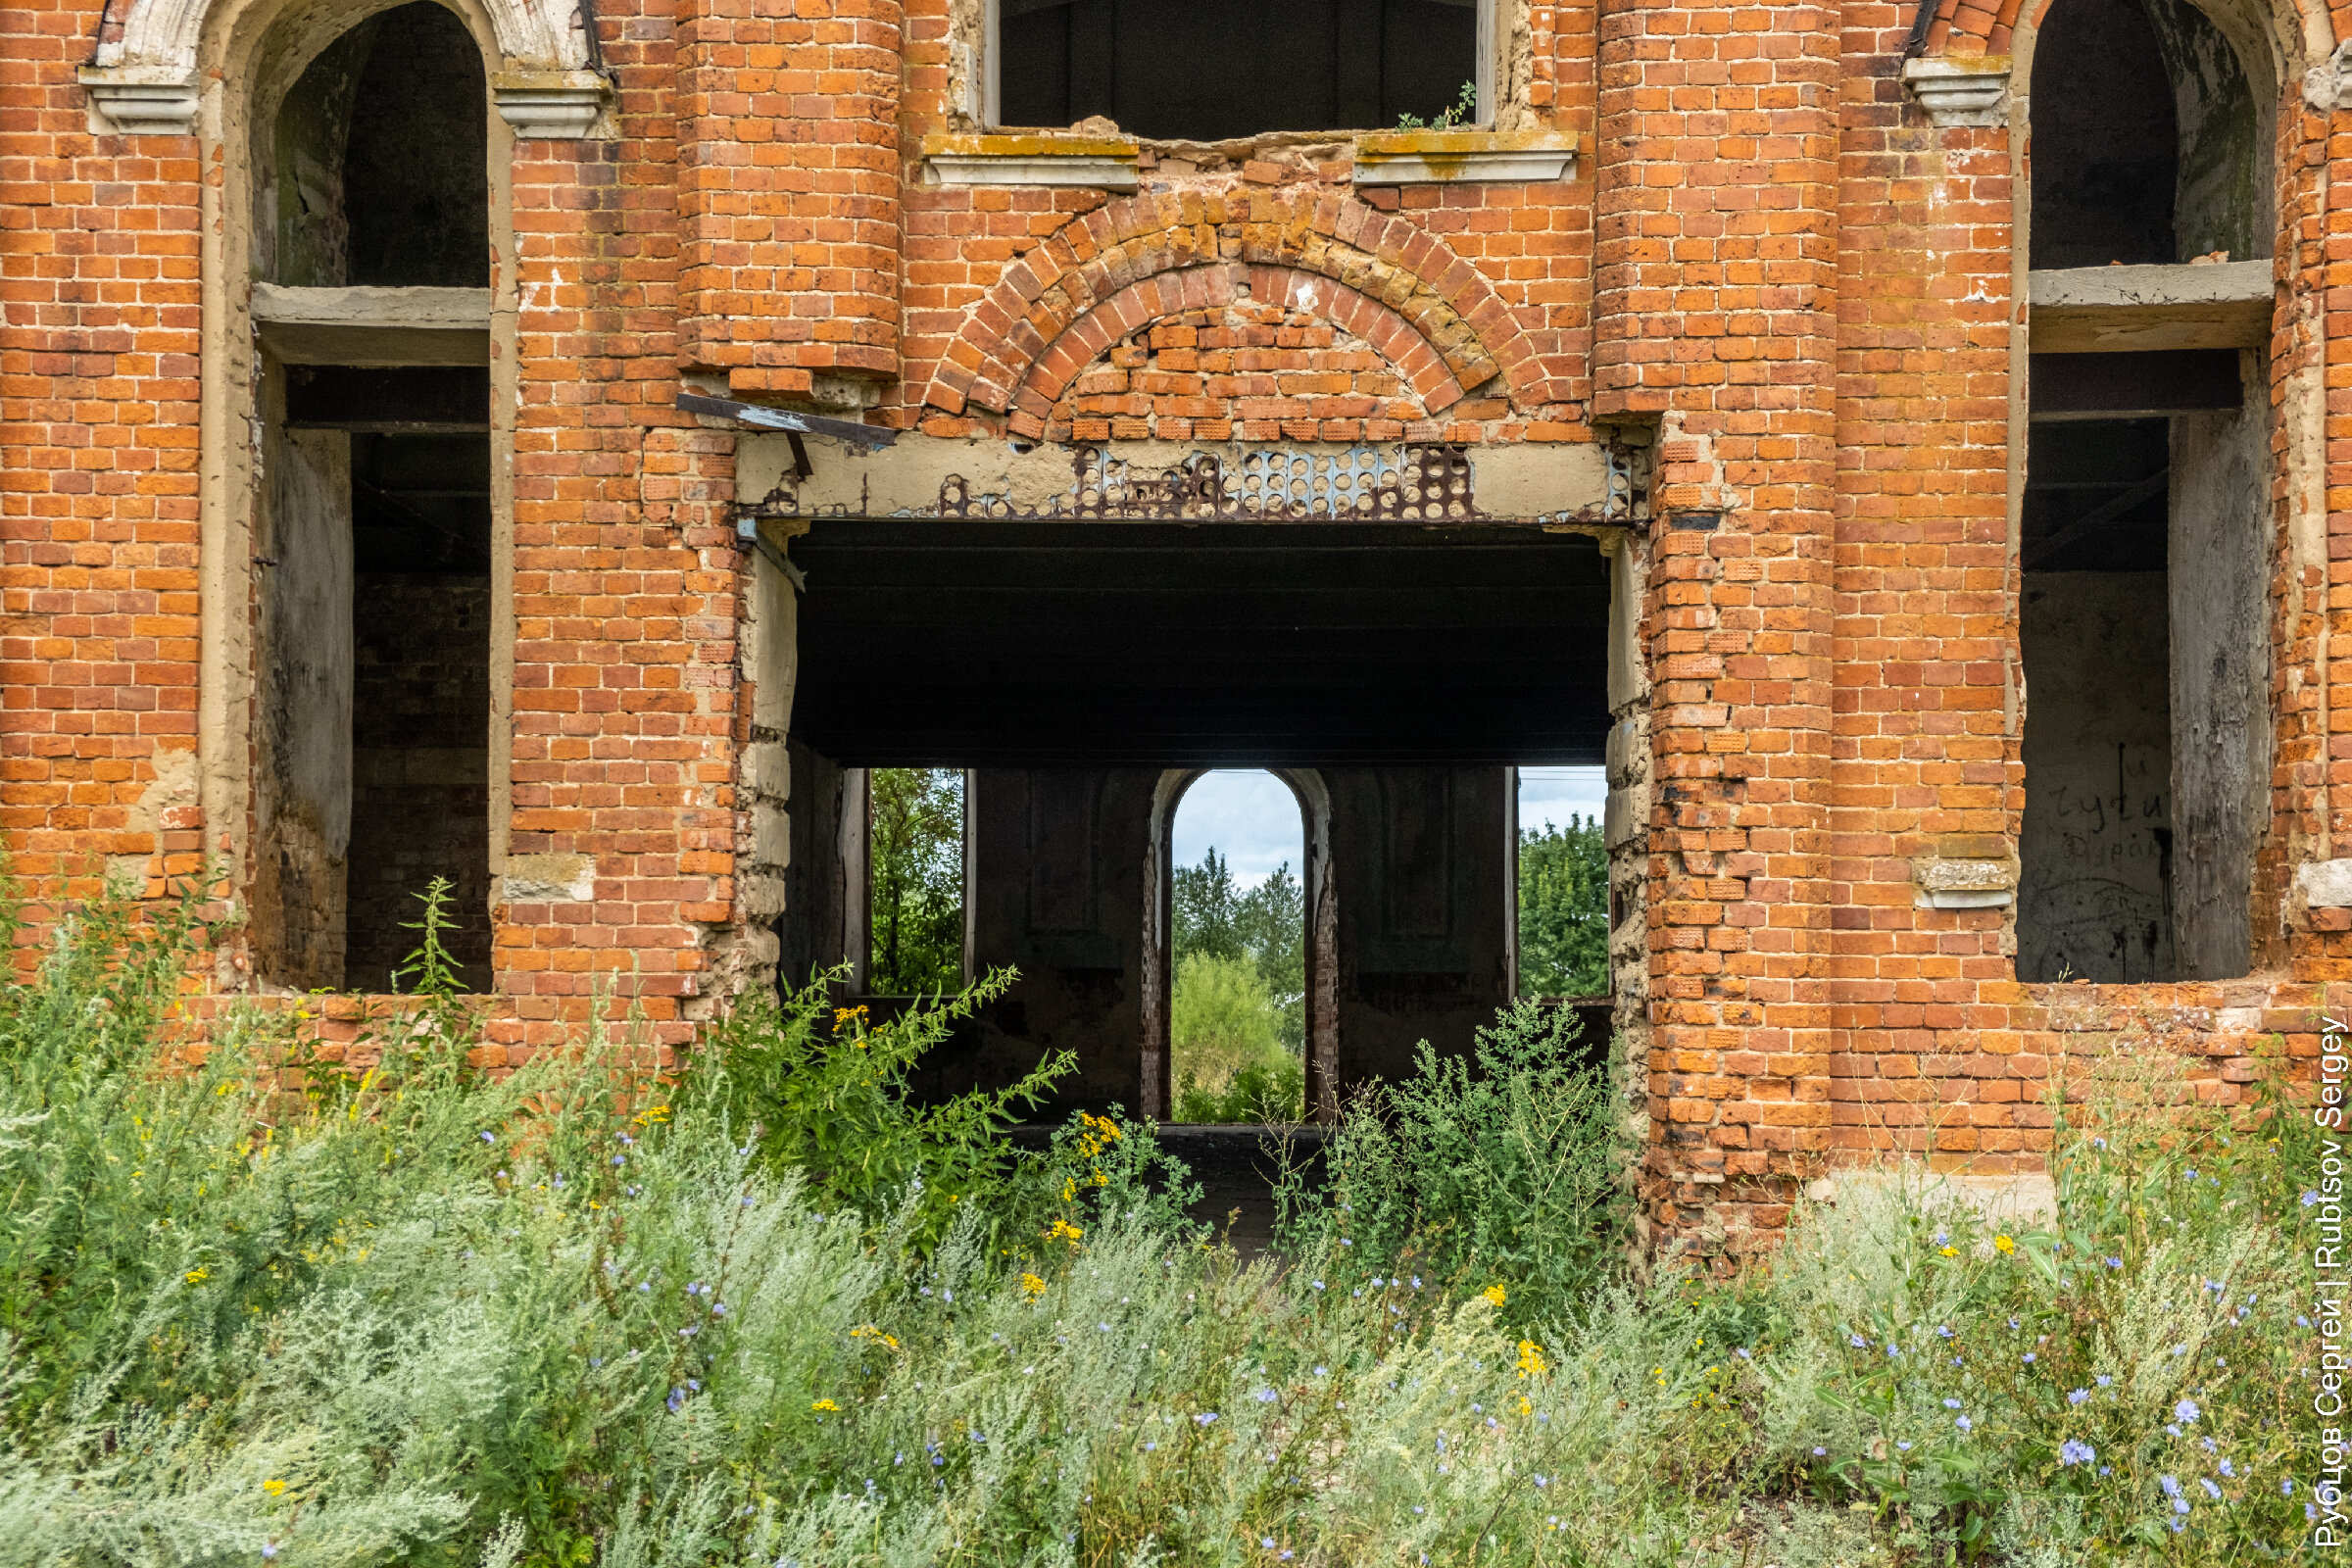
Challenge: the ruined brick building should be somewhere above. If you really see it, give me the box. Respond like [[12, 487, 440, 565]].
[[5, 0, 2341, 1257]]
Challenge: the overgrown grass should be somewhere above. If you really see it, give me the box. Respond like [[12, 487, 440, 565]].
[[0, 883, 2317, 1565]]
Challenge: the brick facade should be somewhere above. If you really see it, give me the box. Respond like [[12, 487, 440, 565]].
[[2, 0, 2338, 1262]]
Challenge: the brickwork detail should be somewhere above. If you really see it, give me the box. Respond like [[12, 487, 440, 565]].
[[922, 189, 1542, 428]]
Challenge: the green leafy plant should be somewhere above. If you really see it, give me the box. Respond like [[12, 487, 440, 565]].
[[1396, 78, 1480, 130], [1274, 998, 1626, 1324]]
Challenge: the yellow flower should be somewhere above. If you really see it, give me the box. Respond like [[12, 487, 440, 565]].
[[1481, 1284, 1507, 1308], [1515, 1339, 1548, 1378], [1994, 1235, 2016, 1255], [1060, 1178, 1077, 1203], [1517, 1396, 1533, 1415], [1020, 1272, 1047, 1299], [183, 1268, 209, 1285], [810, 1398, 840, 1413], [1939, 1245, 1958, 1257], [263, 1479, 287, 1496], [1048, 1218, 1084, 1247], [850, 1324, 901, 1351]]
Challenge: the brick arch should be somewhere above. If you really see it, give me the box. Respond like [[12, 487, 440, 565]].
[[1918, 0, 2317, 58], [1006, 264, 1470, 440], [925, 190, 1537, 421]]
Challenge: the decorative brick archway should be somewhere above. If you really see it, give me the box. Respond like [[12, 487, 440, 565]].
[[923, 190, 1545, 426]]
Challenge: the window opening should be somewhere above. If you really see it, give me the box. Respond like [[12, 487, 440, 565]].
[[1515, 765, 1607, 999], [2016, 0, 2272, 984], [248, 4, 492, 992], [996, 0, 1482, 140], [1169, 771, 1306, 1124], [868, 767, 969, 994]]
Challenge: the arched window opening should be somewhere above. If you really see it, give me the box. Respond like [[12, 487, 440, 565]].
[[271, 3, 489, 288], [869, 768, 970, 994], [1167, 771, 1307, 1124], [247, 3, 495, 994], [2016, 0, 2274, 984]]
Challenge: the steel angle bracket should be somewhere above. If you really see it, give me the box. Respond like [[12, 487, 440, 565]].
[[675, 391, 900, 451]]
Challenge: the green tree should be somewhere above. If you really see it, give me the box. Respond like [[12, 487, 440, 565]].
[[870, 766, 964, 994], [1238, 862, 1304, 1053], [1172, 846, 1244, 962], [1517, 814, 1609, 998]]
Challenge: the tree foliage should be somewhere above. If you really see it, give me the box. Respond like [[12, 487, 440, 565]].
[[869, 766, 964, 994], [1517, 812, 1609, 999]]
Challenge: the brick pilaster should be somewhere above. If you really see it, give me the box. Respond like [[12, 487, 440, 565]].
[[1594, 0, 1840, 1265]]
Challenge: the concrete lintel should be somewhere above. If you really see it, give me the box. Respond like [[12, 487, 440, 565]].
[[1352, 130, 1579, 185], [922, 133, 1141, 192], [252, 284, 493, 367], [491, 71, 614, 139], [737, 432, 1612, 522], [2029, 262, 2273, 353]]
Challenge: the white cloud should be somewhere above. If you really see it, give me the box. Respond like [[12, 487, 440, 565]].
[[1518, 765, 1606, 834], [1171, 770, 1302, 887]]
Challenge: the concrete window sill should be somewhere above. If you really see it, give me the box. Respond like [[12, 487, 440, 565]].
[[1351, 128, 1577, 185], [922, 133, 1141, 192], [2028, 261, 2274, 354], [251, 284, 492, 368]]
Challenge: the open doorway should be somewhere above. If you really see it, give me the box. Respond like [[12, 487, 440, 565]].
[[1166, 771, 1307, 1123], [868, 767, 968, 995]]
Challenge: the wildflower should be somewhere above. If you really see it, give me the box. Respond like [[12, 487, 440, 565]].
[[811, 1398, 840, 1412], [2200, 1478, 2221, 1499], [1020, 1273, 1046, 1299], [1994, 1235, 2016, 1254], [2285, 1480, 2297, 1495], [263, 1479, 287, 1496], [2096, 1373, 2112, 1387], [2106, 1256, 2123, 1269], [1481, 1284, 1506, 1308], [2308, 1191, 2325, 1207], [183, 1267, 208, 1285], [1937, 1324, 1952, 1339], [2220, 1457, 2234, 1477], [2023, 1352, 2035, 1363], [2161, 1476, 2182, 1498], [1311, 1280, 1325, 1291], [667, 1388, 687, 1413], [2175, 1397, 2200, 1424], [480, 1131, 495, 1143], [1516, 1340, 1549, 1378], [1955, 1415, 1972, 1432], [1813, 1447, 1828, 1457], [1253, 1388, 1278, 1403], [1048, 1218, 1084, 1247], [1897, 1442, 1911, 1452], [1195, 1411, 1218, 1425], [1850, 1335, 1868, 1348], [1938, 1246, 1957, 1257], [2059, 1439, 2095, 1466], [264, 1548, 277, 1560], [1944, 1398, 1962, 1408]]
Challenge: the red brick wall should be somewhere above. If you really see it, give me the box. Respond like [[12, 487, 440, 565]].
[[0, 0, 205, 917], [0, 0, 2338, 1256]]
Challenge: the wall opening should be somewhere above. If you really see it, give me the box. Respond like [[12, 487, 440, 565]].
[[995, 0, 1483, 139], [869, 768, 969, 995], [2016, 0, 2274, 983], [1514, 764, 1606, 999], [1163, 770, 1308, 1124], [247, 3, 493, 992]]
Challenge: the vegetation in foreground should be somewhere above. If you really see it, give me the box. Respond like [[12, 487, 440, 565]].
[[0, 882, 2320, 1566]]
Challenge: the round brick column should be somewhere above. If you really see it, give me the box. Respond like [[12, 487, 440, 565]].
[[678, 0, 904, 397]]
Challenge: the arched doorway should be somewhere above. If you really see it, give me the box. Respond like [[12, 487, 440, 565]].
[[1145, 768, 1337, 1122]]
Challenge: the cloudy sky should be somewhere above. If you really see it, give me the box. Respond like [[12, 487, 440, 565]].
[[1171, 766, 1607, 887]]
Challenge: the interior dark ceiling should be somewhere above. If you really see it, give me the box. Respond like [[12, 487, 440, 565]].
[[785, 521, 1613, 766]]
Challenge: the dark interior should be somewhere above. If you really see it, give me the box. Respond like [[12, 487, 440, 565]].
[[999, 0, 1479, 139], [785, 521, 1612, 767], [344, 433, 494, 991], [2029, 0, 2178, 268], [2021, 418, 2170, 571]]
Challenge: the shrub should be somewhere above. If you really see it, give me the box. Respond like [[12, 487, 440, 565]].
[[1274, 998, 1626, 1325], [0, 881, 2312, 1566], [1169, 952, 1301, 1124]]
